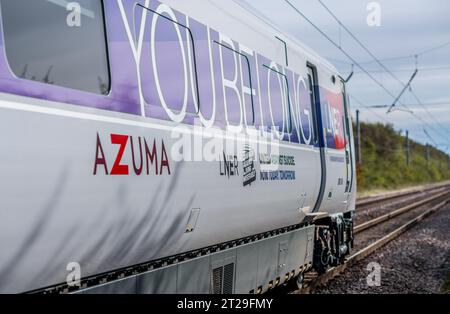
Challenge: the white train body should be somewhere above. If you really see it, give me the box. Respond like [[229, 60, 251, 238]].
[[0, 0, 356, 293]]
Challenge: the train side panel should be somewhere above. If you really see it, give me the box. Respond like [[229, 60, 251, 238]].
[[0, 0, 354, 293]]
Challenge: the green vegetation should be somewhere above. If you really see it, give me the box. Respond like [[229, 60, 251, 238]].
[[354, 122, 450, 193], [442, 275, 450, 294]]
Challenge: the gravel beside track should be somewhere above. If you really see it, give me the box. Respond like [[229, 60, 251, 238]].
[[313, 204, 450, 294]]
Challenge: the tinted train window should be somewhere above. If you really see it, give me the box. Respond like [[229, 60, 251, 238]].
[[0, 0, 110, 94], [307, 65, 319, 145]]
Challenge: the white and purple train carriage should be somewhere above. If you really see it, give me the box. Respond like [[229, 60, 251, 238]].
[[0, 0, 356, 294]]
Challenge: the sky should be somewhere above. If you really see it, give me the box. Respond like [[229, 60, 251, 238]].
[[242, 0, 450, 155]]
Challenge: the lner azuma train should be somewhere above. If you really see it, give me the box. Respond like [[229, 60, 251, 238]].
[[0, 0, 356, 294]]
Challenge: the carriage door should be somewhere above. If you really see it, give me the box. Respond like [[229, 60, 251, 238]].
[[307, 64, 327, 212], [340, 80, 354, 199]]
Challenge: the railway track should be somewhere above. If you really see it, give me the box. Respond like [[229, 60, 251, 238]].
[[37, 183, 450, 295], [356, 181, 450, 211], [292, 186, 450, 294], [354, 184, 449, 227]]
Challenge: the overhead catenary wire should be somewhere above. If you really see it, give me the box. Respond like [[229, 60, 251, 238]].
[[284, 0, 424, 133], [348, 98, 446, 156], [350, 95, 391, 124], [316, 0, 409, 89], [351, 65, 450, 74], [328, 41, 450, 66], [315, 1, 418, 114], [369, 101, 450, 109], [282, 0, 449, 152], [386, 69, 417, 113], [351, 99, 450, 159], [409, 88, 450, 136], [282, 0, 402, 102], [241, 0, 449, 153], [311, 0, 448, 144], [424, 129, 439, 147], [416, 41, 450, 57]]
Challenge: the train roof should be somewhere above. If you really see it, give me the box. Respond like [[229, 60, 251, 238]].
[[232, 0, 341, 76]]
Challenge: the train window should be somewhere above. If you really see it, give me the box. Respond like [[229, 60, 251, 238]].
[[307, 65, 320, 144], [138, 4, 201, 116], [215, 40, 255, 126], [0, 0, 110, 95], [275, 36, 289, 67], [262, 64, 292, 135]]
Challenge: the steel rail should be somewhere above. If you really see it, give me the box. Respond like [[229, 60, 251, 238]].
[[296, 197, 450, 294], [356, 181, 450, 208], [354, 190, 450, 234]]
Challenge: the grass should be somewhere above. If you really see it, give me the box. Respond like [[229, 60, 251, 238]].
[[354, 122, 450, 193], [442, 275, 450, 294]]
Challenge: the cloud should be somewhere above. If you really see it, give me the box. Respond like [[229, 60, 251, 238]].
[[243, 0, 450, 153]]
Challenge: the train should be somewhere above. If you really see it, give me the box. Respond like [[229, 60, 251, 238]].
[[0, 0, 356, 294]]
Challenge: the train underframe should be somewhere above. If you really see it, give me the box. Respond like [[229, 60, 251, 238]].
[[312, 212, 354, 275]]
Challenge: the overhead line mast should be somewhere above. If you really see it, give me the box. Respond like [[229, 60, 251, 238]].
[[285, 0, 448, 145]]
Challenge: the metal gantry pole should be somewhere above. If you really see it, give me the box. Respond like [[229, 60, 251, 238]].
[[356, 110, 361, 165], [405, 130, 410, 166]]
